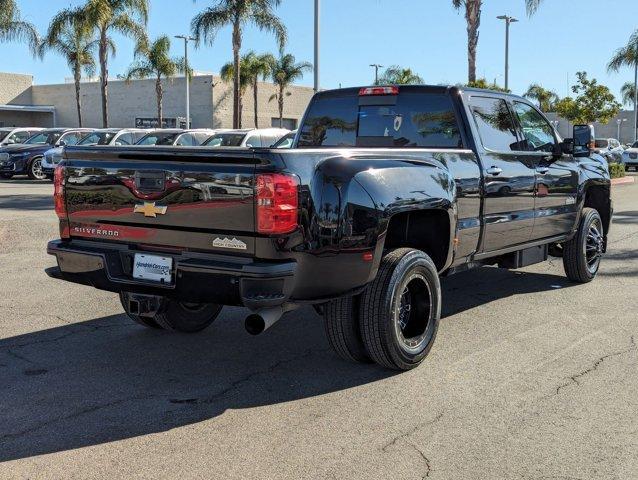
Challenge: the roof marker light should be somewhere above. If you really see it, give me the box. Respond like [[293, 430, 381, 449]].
[[358, 86, 399, 96]]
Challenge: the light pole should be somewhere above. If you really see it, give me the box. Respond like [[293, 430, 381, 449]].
[[175, 35, 196, 128], [314, 0, 320, 92], [370, 64, 383, 85], [617, 118, 627, 141], [496, 15, 518, 91]]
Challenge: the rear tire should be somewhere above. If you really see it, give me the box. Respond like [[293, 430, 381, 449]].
[[563, 207, 603, 283], [323, 295, 370, 363], [359, 248, 441, 371]]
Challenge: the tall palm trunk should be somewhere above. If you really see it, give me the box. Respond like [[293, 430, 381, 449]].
[[73, 64, 83, 127], [278, 85, 284, 128], [253, 78, 259, 128], [465, 0, 481, 83], [156, 76, 163, 128], [99, 28, 109, 128], [232, 20, 242, 129]]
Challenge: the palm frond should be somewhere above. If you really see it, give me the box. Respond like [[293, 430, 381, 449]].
[[191, 5, 234, 46]]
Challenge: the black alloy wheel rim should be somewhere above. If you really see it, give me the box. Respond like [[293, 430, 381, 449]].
[[585, 218, 604, 274], [394, 272, 432, 353]]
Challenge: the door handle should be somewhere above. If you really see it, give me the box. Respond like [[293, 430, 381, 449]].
[[536, 167, 549, 175], [486, 166, 503, 176]]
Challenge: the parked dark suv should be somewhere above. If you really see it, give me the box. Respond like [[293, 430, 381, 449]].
[[0, 128, 92, 179]]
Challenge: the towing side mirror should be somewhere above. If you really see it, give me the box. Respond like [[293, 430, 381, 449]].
[[573, 124, 594, 157]]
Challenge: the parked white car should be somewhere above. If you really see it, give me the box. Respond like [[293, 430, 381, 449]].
[[594, 138, 624, 163], [41, 128, 151, 177], [621, 140, 638, 171], [201, 128, 290, 148], [0, 127, 44, 146], [136, 129, 217, 146]]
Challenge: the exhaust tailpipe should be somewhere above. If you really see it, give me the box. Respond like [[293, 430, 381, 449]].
[[245, 307, 284, 335]]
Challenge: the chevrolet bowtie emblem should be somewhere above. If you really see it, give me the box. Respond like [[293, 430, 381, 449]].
[[134, 202, 168, 218]]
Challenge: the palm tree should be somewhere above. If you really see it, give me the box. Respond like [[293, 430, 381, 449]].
[[268, 53, 312, 128], [40, 16, 97, 127], [123, 36, 187, 128], [0, 0, 38, 54], [191, 0, 287, 129], [244, 52, 275, 128], [452, 0, 544, 83], [523, 83, 559, 112], [621, 82, 637, 107], [376, 65, 423, 85], [220, 54, 253, 128], [608, 30, 638, 141], [49, 0, 149, 127]]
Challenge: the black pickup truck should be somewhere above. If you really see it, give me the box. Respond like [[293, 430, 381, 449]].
[[46, 85, 612, 371]]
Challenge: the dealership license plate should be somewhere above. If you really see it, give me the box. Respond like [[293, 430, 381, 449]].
[[132, 254, 173, 284]]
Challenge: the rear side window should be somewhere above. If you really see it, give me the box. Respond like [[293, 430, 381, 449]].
[[469, 97, 522, 152], [298, 92, 462, 148]]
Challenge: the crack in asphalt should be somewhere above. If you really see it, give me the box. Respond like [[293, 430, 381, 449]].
[[555, 336, 636, 395], [380, 413, 442, 478], [408, 443, 433, 479]]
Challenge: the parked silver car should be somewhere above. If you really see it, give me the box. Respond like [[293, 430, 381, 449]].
[[0, 127, 44, 146]]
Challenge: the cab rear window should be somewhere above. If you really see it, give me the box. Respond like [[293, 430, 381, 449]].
[[298, 91, 463, 149]]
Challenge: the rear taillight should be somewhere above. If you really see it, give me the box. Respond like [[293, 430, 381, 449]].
[[53, 164, 66, 219], [359, 86, 399, 96], [256, 173, 299, 234]]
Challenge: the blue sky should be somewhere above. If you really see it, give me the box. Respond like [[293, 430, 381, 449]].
[[2, 0, 637, 102]]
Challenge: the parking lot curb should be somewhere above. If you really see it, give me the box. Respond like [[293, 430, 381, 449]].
[[611, 176, 635, 186]]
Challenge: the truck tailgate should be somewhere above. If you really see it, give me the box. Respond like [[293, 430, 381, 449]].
[[62, 147, 257, 255]]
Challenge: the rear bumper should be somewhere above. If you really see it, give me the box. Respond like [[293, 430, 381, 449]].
[[46, 239, 297, 310]]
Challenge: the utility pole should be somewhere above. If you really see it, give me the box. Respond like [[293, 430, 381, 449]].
[[497, 15, 518, 91], [370, 64, 383, 85], [634, 61, 638, 142], [314, 0, 320, 92], [175, 35, 196, 128]]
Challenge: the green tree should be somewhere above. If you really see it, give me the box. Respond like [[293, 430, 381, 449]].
[[0, 0, 38, 54], [123, 35, 187, 127], [244, 52, 275, 128], [192, 0, 287, 129], [523, 83, 559, 112], [621, 81, 636, 107], [608, 29, 638, 139], [268, 53, 312, 128], [376, 65, 423, 85], [49, 0, 149, 127], [40, 16, 97, 127], [452, 0, 544, 83], [466, 77, 509, 92], [220, 54, 254, 129], [554, 72, 620, 125]]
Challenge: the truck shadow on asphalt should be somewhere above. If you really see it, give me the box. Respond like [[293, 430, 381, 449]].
[[0, 267, 575, 461], [0, 194, 53, 211]]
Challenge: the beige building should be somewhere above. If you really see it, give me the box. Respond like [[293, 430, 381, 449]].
[[0, 71, 314, 130]]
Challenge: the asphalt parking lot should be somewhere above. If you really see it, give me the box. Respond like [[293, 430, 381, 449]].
[[1, 175, 637, 479]]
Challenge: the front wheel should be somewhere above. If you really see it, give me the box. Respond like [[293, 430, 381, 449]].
[[28, 157, 46, 180], [359, 248, 441, 371], [563, 207, 604, 283]]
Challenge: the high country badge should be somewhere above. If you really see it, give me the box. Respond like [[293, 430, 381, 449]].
[[212, 237, 247, 250]]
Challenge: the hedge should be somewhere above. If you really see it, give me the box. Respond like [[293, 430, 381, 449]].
[[609, 163, 626, 179]]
